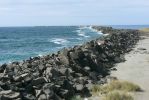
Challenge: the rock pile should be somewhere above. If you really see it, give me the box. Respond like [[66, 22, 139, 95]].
[[0, 26, 140, 100]]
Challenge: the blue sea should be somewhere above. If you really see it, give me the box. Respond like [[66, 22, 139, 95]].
[[0, 25, 149, 64]]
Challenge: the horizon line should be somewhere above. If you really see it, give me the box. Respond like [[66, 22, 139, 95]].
[[0, 24, 149, 27]]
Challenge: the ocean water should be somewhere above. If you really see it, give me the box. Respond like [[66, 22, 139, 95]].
[[0, 26, 102, 64], [0, 25, 149, 64]]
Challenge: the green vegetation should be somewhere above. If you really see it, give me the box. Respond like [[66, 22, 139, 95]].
[[103, 91, 133, 100]]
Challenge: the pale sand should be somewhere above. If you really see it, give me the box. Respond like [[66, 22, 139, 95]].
[[111, 34, 149, 100]]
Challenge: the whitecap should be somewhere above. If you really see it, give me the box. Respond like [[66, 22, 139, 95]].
[[76, 38, 82, 40], [97, 31, 103, 34], [76, 28, 90, 38], [78, 32, 90, 38], [50, 38, 69, 45], [38, 54, 43, 57]]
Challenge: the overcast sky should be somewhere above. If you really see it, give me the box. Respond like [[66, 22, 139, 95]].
[[0, 0, 148, 26]]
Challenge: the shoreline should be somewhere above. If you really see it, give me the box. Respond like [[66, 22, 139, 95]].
[[111, 31, 149, 100], [0, 26, 103, 65], [0, 26, 141, 100]]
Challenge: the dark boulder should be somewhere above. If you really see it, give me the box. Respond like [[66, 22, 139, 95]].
[[32, 77, 48, 86]]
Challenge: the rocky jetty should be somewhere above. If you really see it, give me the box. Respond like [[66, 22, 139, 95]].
[[0, 26, 140, 100]]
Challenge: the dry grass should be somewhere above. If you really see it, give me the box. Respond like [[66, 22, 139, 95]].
[[91, 80, 141, 95], [103, 91, 133, 100], [91, 80, 141, 100], [102, 80, 141, 93], [140, 28, 149, 33], [72, 80, 141, 100]]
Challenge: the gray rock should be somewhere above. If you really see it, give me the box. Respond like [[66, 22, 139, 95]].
[[75, 84, 83, 91], [137, 47, 147, 51], [13, 73, 29, 82], [35, 89, 42, 97], [0, 64, 7, 73], [84, 66, 90, 71], [58, 54, 69, 65], [23, 93, 36, 100], [32, 77, 48, 86], [38, 94, 47, 100], [0, 90, 20, 99]]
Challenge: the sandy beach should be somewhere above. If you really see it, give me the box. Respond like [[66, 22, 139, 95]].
[[111, 33, 149, 100]]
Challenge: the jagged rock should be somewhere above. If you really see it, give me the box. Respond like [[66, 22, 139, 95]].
[[0, 64, 7, 73], [22, 93, 36, 100], [32, 77, 48, 86], [75, 73, 83, 77], [75, 84, 84, 91], [35, 89, 42, 97], [137, 47, 147, 50], [59, 55, 69, 65], [58, 89, 69, 98], [38, 94, 47, 100], [58, 68, 67, 76], [38, 65, 45, 71], [69, 52, 79, 60], [42, 83, 54, 97], [85, 83, 93, 90], [84, 66, 91, 71], [51, 68, 60, 78], [13, 73, 29, 82], [45, 63, 52, 67], [0, 90, 20, 99]]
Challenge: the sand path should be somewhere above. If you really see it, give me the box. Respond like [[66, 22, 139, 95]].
[[111, 34, 149, 100]]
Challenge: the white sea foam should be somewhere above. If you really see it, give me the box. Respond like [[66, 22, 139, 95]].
[[97, 31, 103, 34], [38, 54, 43, 57], [88, 26, 104, 35], [78, 32, 90, 38], [50, 38, 69, 45], [76, 27, 90, 38]]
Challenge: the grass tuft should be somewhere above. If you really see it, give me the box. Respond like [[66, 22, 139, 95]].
[[102, 80, 141, 93], [103, 91, 133, 100], [91, 80, 141, 94]]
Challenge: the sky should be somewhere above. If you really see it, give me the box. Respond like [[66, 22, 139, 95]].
[[0, 0, 148, 26]]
